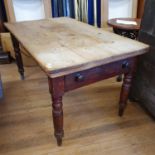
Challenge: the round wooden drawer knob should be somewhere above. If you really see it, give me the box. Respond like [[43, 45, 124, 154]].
[[75, 73, 84, 82], [122, 61, 129, 69]]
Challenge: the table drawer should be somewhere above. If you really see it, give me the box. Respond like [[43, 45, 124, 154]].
[[64, 58, 135, 91]]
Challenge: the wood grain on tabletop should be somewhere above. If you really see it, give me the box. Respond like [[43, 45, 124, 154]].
[[5, 17, 149, 77]]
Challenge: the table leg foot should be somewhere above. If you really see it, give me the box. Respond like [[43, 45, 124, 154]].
[[118, 73, 133, 117], [55, 133, 63, 146], [20, 73, 25, 80], [119, 105, 125, 117], [52, 97, 64, 146]]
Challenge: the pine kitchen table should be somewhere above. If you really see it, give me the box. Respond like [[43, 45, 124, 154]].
[[5, 17, 149, 146]]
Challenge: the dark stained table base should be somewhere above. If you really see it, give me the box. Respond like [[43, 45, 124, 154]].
[[11, 35, 25, 80], [113, 28, 139, 40], [11, 35, 137, 146]]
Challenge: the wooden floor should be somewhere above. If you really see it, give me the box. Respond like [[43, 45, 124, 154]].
[[0, 63, 154, 155]]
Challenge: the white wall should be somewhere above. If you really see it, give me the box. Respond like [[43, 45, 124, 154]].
[[12, 0, 45, 22], [109, 0, 134, 19]]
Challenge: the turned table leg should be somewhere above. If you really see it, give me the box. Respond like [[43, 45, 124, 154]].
[[118, 72, 133, 116], [48, 77, 64, 146], [11, 35, 25, 80]]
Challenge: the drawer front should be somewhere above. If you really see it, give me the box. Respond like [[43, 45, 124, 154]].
[[64, 58, 136, 92]]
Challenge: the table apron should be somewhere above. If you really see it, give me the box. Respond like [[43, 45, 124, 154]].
[[64, 58, 136, 92]]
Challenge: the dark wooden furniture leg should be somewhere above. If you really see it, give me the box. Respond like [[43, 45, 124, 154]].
[[48, 77, 64, 146], [11, 35, 25, 80], [116, 75, 123, 82], [119, 72, 133, 116], [118, 58, 137, 116], [49, 58, 137, 146]]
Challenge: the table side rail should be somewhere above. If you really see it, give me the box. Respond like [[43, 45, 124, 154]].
[[64, 58, 136, 92]]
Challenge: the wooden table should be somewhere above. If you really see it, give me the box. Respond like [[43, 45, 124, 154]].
[[108, 18, 141, 39], [5, 17, 149, 146]]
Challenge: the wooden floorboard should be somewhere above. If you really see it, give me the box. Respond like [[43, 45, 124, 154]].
[[0, 63, 154, 155]]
